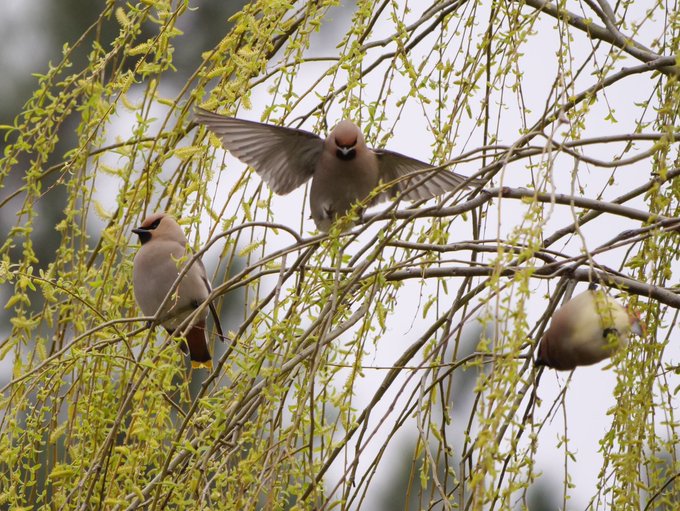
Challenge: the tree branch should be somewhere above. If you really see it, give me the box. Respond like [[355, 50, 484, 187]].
[[522, 0, 678, 75]]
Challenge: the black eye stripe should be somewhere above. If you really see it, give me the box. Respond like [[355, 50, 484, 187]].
[[148, 218, 161, 229]]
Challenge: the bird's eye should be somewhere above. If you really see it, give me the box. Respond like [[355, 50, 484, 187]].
[[149, 218, 161, 229]]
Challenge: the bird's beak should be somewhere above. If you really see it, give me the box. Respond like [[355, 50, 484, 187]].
[[338, 145, 355, 156], [131, 228, 147, 236]]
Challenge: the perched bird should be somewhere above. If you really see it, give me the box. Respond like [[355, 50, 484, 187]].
[[195, 108, 483, 232], [132, 212, 222, 369], [536, 287, 643, 371]]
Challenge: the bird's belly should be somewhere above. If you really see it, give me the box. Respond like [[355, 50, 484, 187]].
[[134, 262, 201, 329], [309, 166, 379, 229], [570, 322, 627, 362]]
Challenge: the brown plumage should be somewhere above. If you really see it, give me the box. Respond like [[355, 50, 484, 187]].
[[194, 108, 483, 232], [536, 289, 643, 371], [132, 212, 222, 369]]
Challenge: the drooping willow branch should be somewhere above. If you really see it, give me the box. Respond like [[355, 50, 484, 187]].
[[521, 0, 679, 76]]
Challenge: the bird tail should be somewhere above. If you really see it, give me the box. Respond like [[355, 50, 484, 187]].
[[185, 320, 213, 370]]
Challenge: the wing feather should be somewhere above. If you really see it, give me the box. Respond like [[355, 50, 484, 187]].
[[375, 149, 483, 204], [195, 108, 324, 195]]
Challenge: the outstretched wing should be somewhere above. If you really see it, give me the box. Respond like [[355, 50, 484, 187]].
[[195, 108, 324, 195], [375, 148, 483, 203]]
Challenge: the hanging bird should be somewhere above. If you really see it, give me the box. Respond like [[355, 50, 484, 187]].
[[195, 108, 483, 232], [132, 212, 223, 369], [536, 287, 643, 371]]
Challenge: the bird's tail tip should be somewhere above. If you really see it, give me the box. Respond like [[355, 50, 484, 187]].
[[191, 360, 213, 370]]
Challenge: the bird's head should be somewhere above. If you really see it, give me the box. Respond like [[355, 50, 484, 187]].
[[331, 120, 362, 161], [132, 212, 185, 245]]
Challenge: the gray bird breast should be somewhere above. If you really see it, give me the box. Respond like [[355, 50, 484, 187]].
[[309, 152, 380, 231]]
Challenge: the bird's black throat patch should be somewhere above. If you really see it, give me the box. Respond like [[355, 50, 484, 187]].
[[336, 148, 356, 161], [136, 230, 151, 244]]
